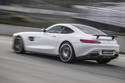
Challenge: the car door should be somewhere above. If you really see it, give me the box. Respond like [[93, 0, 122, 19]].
[[39, 25, 64, 55]]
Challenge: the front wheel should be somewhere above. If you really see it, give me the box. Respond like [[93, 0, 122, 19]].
[[96, 59, 111, 64], [13, 36, 25, 54], [59, 42, 76, 63]]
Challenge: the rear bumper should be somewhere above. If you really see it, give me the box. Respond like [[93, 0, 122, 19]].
[[77, 53, 119, 60], [74, 43, 119, 57]]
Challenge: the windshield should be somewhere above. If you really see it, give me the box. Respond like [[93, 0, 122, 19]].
[[73, 24, 106, 35]]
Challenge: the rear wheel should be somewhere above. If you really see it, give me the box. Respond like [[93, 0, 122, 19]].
[[13, 36, 25, 53], [59, 42, 76, 63], [96, 59, 111, 64]]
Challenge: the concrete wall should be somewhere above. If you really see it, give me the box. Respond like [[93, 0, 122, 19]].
[[0, 24, 40, 36], [117, 36, 125, 53]]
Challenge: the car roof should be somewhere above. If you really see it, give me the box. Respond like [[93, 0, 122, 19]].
[[55, 23, 92, 28], [55, 23, 81, 26]]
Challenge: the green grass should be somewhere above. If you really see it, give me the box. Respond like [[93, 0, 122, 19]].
[[0, 11, 54, 28], [0, 18, 53, 28], [0, 11, 10, 15]]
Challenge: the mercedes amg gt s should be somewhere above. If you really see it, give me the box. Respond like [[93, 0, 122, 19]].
[[12, 23, 119, 63]]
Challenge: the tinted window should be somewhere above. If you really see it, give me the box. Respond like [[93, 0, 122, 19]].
[[47, 26, 63, 33], [73, 24, 106, 35], [62, 26, 74, 34]]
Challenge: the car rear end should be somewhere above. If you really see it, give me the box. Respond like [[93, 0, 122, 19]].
[[72, 24, 119, 60], [75, 35, 119, 61]]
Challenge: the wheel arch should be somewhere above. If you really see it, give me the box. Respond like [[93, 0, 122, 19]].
[[58, 40, 76, 63], [13, 35, 25, 51], [58, 40, 75, 55], [13, 35, 24, 43]]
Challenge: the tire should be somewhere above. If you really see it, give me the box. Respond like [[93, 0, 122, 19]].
[[13, 36, 25, 54], [59, 42, 76, 63], [96, 59, 111, 64]]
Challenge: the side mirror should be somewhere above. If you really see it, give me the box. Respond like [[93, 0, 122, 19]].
[[41, 28, 47, 32]]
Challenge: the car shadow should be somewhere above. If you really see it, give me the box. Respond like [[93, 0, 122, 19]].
[[74, 60, 125, 72], [21, 52, 60, 61], [12, 51, 125, 72]]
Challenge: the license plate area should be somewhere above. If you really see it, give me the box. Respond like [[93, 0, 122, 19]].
[[100, 50, 115, 55]]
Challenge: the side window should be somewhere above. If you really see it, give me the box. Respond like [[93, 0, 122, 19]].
[[62, 26, 74, 34], [47, 26, 63, 33]]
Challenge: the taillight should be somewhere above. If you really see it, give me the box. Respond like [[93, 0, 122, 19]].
[[80, 39, 100, 44]]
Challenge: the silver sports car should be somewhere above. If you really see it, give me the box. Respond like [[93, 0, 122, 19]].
[[12, 23, 119, 63]]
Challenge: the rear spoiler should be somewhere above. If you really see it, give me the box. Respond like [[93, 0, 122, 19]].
[[94, 35, 117, 40]]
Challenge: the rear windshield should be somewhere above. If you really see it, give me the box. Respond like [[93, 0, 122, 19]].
[[73, 24, 106, 35]]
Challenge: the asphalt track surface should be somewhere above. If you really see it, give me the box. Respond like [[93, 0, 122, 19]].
[[0, 36, 125, 83]]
